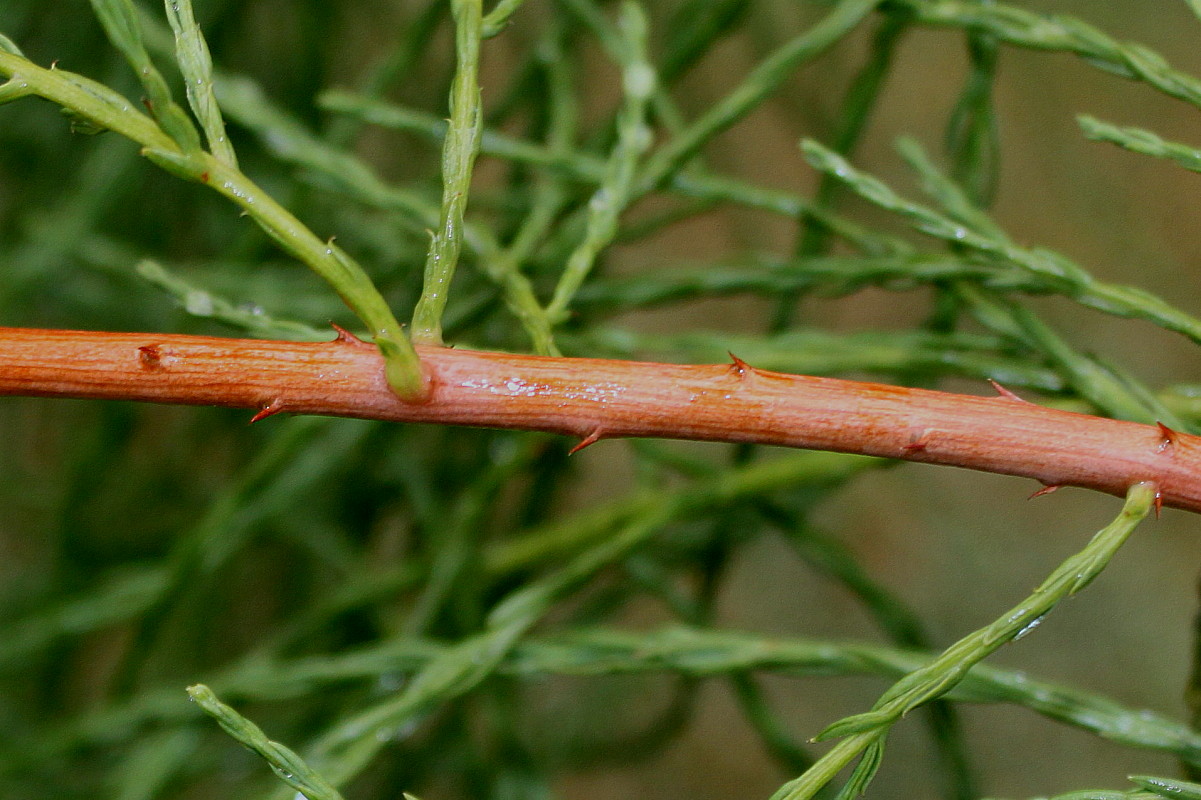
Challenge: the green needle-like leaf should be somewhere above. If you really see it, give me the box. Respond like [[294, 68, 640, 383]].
[[187, 685, 346, 800]]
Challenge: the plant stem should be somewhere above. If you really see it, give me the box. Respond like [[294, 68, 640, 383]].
[[545, 1, 654, 322], [187, 684, 344, 800], [410, 0, 483, 346], [0, 50, 426, 400], [2, 327, 1199, 512], [771, 480, 1157, 799]]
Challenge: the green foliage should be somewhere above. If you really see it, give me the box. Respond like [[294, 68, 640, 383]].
[[2, 2, 1201, 799]]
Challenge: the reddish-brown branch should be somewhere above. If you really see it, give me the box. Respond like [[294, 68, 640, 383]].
[[2, 326, 1198, 512]]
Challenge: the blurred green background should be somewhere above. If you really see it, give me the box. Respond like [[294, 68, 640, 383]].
[[2, 2, 1201, 799]]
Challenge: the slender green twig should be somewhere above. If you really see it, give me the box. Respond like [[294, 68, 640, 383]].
[[187, 684, 345, 800], [763, 501, 975, 800], [1079, 115, 1201, 172], [467, 20, 575, 355], [801, 139, 1201, 349], [88, 0, 202, 155], [945, 27, 1000, 205], [1128, 775, 1201, 800], [0, 49, 426, 398], [795, 9, 910, 258], [546, 1, 654, 321], [318, 90, 905, 254], [892, 140, 1188, 426], [636, 0, 881, 194], [770, 482, 1157, 800], [896, 0, 1201, 109], [783, 8, 909, 330], [658, 0, 749, 84], [214, 75, 439, 228], [325, 2, 447, 147], [28, 620, 1201, 775], [557, 0, 685, 136], [214, 49, 558, 353], [162, 0, 236, 165], [574, 253, 1033, 309], [135, 259, 327, 340], [275, 453, 874, 790], [1016, 774, 1201, 800], [1001, 296, 1185, 427], [305, 500, 687, 789], [410, 0, 484, 345]]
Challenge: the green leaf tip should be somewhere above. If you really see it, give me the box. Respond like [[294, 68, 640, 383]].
[[1128, 775, 1201, 800], [186, 684, 346, 800], [0, 32, 23, 56], [164, 0, 237, 166]]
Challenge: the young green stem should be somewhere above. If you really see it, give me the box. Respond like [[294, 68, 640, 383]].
[[409, 0, 483, 345], [0, 50, 426, 401]]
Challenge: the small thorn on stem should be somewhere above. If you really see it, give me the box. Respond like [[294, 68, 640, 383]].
[[569, 427, 604, 455], [1029, 483, 1061, 499], [989, 380, 1029, 403], [1156, 422, 1178, 454], [903, 429, 930, 452], [250, 399, 285, 424], [330, 323, 365, 345], [728, 352, 753, 379]]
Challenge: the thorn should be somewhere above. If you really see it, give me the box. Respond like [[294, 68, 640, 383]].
[[250, 399, 285, 424], [1156, 422, 1178, 454], [199, 171, 209, 183], [728, 352, 753, 379], [568, 427, 604, 455], [1029, 484, 1061, 499], [989, 380, 1029, 403], [330, 323, 365, 345]]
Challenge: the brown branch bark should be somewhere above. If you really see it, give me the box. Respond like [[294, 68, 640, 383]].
[[1, 326, 1197, 512]]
